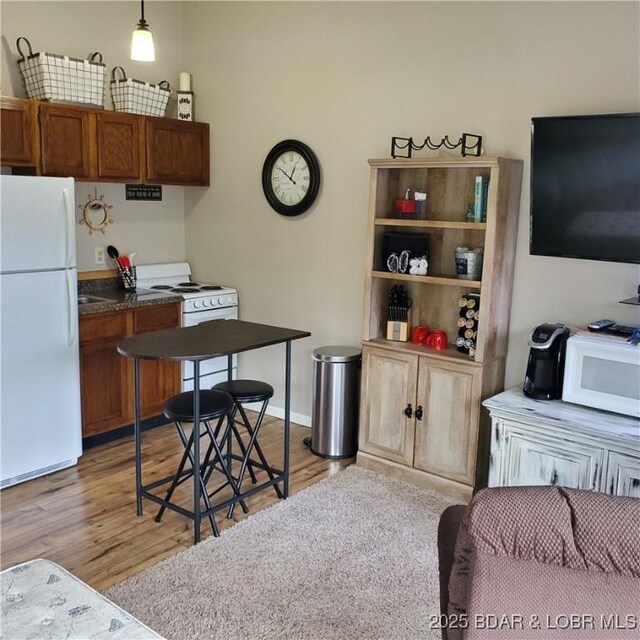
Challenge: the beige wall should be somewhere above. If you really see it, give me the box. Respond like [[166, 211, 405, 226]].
[[1, 1, 187, 271], [183, 1, 640, 421], [2, 2, 639, 423]]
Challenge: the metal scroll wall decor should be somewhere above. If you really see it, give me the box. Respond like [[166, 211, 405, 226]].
[[391, 133, 483, 159]]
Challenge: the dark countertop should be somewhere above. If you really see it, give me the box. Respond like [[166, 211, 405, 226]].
[[78, 278, 181, 316]]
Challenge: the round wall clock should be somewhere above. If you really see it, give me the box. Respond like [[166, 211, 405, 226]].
[[262, 140, 320, 216]]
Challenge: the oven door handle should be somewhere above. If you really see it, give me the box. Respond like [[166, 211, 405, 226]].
[[182, 307, 238, 326]]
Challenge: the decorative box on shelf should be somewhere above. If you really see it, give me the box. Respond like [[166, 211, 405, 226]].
[[177, 91, 193, 121]]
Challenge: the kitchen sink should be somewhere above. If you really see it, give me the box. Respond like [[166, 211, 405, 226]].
[[77, 295, 111, 305]]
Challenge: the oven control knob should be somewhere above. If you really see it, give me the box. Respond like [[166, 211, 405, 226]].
[[217, 298, 224, 305], [200, 298, 208, 307], [193, 300, 200, 309]]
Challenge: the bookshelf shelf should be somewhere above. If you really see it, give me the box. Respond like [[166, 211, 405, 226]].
[[374, 219, 487, 230]]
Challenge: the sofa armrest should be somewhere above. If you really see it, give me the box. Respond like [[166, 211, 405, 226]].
[[447, 486, 640, 639], [465, 486, 640, 576], [437, 505, 467, 631]]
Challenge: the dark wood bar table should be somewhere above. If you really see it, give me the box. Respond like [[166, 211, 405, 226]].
[[117, 319, 311, 543]]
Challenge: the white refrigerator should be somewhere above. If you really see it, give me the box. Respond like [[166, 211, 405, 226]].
[[1, 175, 82, 488]]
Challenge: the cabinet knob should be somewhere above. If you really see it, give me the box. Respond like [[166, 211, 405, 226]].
[[415, 405, 423, 420], [404, 403, 413, 418]]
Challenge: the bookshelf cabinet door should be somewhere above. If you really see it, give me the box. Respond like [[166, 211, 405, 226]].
[[413, 357, 482, 484], [359, 346, 417, 466]]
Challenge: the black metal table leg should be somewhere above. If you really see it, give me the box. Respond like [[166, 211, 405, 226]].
[[284, 340, 291, 498], [134, 358, 143, 516], [226, 354, 233, 471], [193, 360, 201, 544]]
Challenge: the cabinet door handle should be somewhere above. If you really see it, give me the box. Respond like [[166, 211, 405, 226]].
[[404, 403, 413, 418], [415, 405, 423, 420]]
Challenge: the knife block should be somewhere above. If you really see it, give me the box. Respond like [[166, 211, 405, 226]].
[[386, 311, 411, 342], [387, 321, 409, 342]]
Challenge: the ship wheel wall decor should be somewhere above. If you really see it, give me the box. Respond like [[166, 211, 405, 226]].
[[79, 189, 114, 234]]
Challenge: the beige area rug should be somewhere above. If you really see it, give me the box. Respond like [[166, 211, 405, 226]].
[[105, 466, 458, 640]]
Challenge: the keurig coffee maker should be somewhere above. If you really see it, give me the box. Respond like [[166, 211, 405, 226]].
[[523, 323, 571, 400]]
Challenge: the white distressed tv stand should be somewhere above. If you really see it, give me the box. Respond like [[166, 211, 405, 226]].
[[483, 387, 640, 497]]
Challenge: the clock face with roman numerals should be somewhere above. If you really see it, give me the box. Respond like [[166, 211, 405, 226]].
[[262, 140, 320, 216]]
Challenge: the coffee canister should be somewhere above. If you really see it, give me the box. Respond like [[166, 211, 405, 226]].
[[455, 247, 484, 280]]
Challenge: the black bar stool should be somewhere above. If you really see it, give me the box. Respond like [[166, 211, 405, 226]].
[[155, 389, 247, 536], [212, 379, 284, 516]]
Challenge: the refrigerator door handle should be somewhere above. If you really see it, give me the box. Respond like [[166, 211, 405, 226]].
[[63, 188, 74, 269], [66, 269, 76, 347]]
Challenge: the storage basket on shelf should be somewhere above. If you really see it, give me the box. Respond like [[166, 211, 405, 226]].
[[16, 37, 105, 107], [110, 67, 172, 117]]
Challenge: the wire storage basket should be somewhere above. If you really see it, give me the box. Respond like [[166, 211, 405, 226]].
[[110, 67, 172, 117], [16, 37, 105, 107]]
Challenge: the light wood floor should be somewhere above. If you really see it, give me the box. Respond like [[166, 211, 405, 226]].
[[0, 417, 353, 591]]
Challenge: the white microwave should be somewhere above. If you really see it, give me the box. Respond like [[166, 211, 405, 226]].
[[562, 333, 640, 418]]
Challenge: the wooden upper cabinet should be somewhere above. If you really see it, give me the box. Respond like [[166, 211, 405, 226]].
[[1, 97, 38, 167], [96, 111, 143, 181], [39, 103, 92, 178], [146, 118, 209, 186], [1, 96, 210, 185]]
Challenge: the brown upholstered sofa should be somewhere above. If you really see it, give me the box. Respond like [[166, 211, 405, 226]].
[[437, 486, 640, 640]]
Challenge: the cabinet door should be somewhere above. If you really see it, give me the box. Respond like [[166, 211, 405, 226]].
[[501, 424, 603, 490], [40, 104, 92, 178], [79, 312, 130, 437], [359, 347, 417, 466], [1, 97, 37, 166], [96, 111, 143, 181], [134, 304, 181, 419], [414, 358, 481, 484], [606, 451, 640, 497], [145, 118, 209, 185]]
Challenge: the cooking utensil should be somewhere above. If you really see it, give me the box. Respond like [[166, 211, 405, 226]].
[[128, 252, 137, 266], [107, 245, 119, 261]]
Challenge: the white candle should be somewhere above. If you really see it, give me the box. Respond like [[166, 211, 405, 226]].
[[179, 72, 191, 92]]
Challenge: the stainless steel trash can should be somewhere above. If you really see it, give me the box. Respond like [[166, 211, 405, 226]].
[[308, 346, 362, 458]]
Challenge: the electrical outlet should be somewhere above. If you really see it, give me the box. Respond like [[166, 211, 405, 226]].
[[95, 247, 105, 265]]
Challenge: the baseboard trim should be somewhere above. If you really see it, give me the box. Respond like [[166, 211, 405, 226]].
[[356, 451, 472, 503], [265, 405, 311, 428]]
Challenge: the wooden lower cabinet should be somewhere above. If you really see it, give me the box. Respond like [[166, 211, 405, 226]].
[[606, 452, 640, 498], [134, 305, 181, 420], [497, 424, 603, 490], [485, 387, 640, 497], [79, 303, 180, 438], [358, 344, 483, 499]]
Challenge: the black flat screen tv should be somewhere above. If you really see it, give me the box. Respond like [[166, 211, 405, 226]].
[[530, 113, 640, 264]]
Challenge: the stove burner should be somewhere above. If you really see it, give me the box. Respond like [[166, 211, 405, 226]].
[[150, 285, 172, 290], [177, 282, 199, 287], [201, 285, 223, 290], [172, 287, 200, 294]]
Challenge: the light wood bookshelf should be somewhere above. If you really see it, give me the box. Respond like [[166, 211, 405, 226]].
[[357, 156, 523, 499]]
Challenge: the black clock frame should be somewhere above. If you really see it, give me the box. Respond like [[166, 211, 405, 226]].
[[262, 139, 320, 216]]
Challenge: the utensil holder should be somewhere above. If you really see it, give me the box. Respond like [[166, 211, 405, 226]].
[[118, 265, 136, 290]]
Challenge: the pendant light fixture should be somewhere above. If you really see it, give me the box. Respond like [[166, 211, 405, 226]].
[[131, 0, 155, 62]]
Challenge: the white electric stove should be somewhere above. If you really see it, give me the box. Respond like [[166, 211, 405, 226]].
[[136, 262, 238, 391]]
